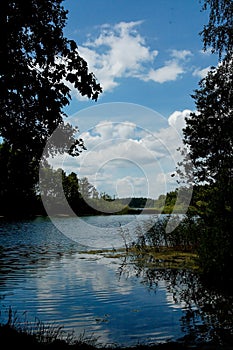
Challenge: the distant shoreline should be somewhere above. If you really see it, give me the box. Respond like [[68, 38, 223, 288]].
[[0, 209, 184, 219]]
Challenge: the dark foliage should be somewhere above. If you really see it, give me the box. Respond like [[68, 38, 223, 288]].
[[179, 0, 233, 283], [0, 0, 102, 215], [201, 0, 233, 58]]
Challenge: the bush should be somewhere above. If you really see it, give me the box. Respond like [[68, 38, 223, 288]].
[[131, 215, 201, 253]]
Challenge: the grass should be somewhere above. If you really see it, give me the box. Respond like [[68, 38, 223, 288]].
[[79, 247, 126, 259], [127, 246, 199, 270], [78, 214, 201, 269], [80, 246, 199, 270], [1, 321, 233, 350], [0, 308, 99, 350]]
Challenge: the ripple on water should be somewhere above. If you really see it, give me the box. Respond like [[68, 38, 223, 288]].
[[1, 216, 232, 346]]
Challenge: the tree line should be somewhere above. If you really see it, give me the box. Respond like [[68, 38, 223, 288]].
[[39, 165, 128, 216], [0, 142, 191, 216]]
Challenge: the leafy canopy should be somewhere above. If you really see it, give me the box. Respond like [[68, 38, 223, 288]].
[[201, 0, 233, 58], [180, 0, 233, 282], [0, 0, 102, 157], [183, 0, 233, 189]]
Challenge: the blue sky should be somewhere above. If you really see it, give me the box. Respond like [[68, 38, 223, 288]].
[[49, 0, 218, 199], [63, 0, 217, 116]]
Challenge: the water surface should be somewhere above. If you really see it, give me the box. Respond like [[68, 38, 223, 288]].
[[0, 216, 232, 346]]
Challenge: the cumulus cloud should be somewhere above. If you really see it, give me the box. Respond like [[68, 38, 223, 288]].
[[50, 109, 192, 198], [192, 66, 211, 79], [47, 104, 194, 198], [116, 176, 146, 198], [145, 61, 184, 83], [78, 21, 158, 92], [68, 21, 193, 95], [144, 50, 192, 83], [168, 109, 191, 133]]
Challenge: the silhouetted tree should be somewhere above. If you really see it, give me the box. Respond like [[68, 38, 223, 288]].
[[0, 0, 102, 215], [0, 0, 102, 154], [180, 0, 233, 283], [0, 143, 39, 215], [200, 0, 233, 59]]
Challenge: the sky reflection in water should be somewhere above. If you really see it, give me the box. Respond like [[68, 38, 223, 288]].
[[0, 216, 232, 346]]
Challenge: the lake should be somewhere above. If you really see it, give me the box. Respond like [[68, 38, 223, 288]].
[[0, 215, 233, 347]]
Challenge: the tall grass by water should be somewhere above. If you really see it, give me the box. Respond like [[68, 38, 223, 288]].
[[1, 307, 233, 350]]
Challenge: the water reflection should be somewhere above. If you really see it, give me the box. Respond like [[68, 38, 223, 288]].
[[0, 217, 80, 290], [0, 216, 233, 347], [118, 253, 233, 346]]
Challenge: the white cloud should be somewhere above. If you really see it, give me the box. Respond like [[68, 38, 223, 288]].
[[192, 66, 211, 79], [47, 103, 195, 199], [146, 61, 184, 83], [168, 109, 191, 133], [70, 22, 193, 94], [116, 176, 146, 198], [93, 120, 137, 139], [170, 49, 192, 60], [143, 50, 192, 84], [49, 109, 193, 198], [78, 21, 158, 92]]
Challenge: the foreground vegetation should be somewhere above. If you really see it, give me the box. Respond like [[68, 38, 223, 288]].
[[1, 308, 233, 350]]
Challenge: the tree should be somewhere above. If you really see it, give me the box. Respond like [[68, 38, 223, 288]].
[[91, 188, 99, 199], [183, 0, 233, 186], [183, 59, 233, 282], [0, 143, 39, 215], [181, 0, 233, 284], [183, 0, 233, 210], [79, 177, 94, 199], [184, 60, 233, 179], [200, 0, 233, 59], [0, 0, 102, 214], [0, 0, 102, 154], [39, 166, 82, 214], [63, 172, 80, 201]]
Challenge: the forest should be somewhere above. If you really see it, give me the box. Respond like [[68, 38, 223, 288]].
[[0, 153, 199, 216]]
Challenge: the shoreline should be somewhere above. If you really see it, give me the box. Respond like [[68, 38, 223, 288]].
[[1, 323, 233, 350]]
